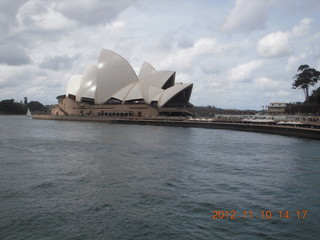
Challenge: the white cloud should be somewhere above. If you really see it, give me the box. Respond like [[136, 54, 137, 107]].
[[54, 0, 136, 25], [110, 20, 125, 29], [222, 0, 270, 33], [286, 54, 307, 72], [228, 60, 264, 82], [16, 1, 75, 31], [257, 31, 292, 58], [256, 18, 313, 58], [1, 0, 320, 109], [175, 72, 192, 83], [265, 90, 290, 98], [158, 38, 221, 71], [31, 8, 75, 30], [253, 77, 282, 90], [291, 18, 312, 37]]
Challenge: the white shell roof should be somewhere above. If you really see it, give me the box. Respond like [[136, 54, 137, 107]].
[[96, 49, 139, 104], [124, 82, 143, 101], [66, 75, 82, 97], [138, 62, 156, 79], [139, 71, 175, 103], [158, 83, 193, 107], [111, 82, 136, 101], [64, 49, 192, 107], [149, 87, 164, 103], [139, 71, 175, 88], [82, 85, 96, 99], [76, 65, 97, 101]]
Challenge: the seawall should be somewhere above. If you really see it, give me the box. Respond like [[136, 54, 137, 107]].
[[33, 115, 320, 140]]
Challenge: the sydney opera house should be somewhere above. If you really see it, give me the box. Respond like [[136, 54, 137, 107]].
[[52, 49, 193, 117]]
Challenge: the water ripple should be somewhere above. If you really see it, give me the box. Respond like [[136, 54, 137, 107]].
[[0, 116, 319, 239]]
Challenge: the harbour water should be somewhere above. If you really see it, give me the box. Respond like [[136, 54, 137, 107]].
[[0, 115, 319, 239]]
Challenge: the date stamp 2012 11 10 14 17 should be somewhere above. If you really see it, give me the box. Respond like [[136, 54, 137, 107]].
[[211, 210, 308, 220]]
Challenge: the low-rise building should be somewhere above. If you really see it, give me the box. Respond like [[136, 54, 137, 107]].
[[267, 103, 287, 115]]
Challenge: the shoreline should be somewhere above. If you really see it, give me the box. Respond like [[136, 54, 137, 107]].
[[32, 115, 320, 140]]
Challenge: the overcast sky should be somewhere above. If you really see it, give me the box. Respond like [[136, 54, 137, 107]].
[[1, 0, 320, 109]]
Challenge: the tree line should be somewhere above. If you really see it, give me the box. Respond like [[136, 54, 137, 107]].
[[0, 99, 48, 115]]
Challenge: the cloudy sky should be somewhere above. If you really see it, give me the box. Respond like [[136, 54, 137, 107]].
[[1, 0, 320, 109]]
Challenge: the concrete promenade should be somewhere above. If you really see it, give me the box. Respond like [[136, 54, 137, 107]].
[[33, 115, 320, 140]]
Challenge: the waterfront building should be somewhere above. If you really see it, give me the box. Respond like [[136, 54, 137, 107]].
[[267, 103, 288, 115], [52, 49, 193, 117]]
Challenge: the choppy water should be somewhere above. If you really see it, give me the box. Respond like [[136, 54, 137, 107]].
[[0, 115, 320, 240]]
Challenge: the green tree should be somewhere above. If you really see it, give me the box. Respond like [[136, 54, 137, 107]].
[[0, 99, 26, 114], [27, 101, 46, 112], [305, 87, 320, 104], [292, 65, 320, 101]]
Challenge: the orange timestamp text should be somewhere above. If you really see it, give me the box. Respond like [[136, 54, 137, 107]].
[[211, 210, 308, 220]]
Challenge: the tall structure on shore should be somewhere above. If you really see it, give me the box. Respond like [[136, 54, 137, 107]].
[[53, 49, 193, 117]]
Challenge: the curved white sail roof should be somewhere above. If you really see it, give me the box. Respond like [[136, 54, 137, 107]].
[[124, 82, 144, 102], [139, 71, 175, 103], [149, 87, 164, 103], [81, 85, 96, 99], [158, 83, 193, 107], [139, 71, 175, 88], [111, 82, 136, 101], [112, 81, 145, 102], [66, 75, 82, 97], [96, 49, 139, 104], [76, 65, 97, 101], [64, 49, 192, 107], [138, 62, 156, 78]]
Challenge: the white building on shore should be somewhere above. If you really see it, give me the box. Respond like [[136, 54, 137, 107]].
[[52, 49, 193, 117]]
